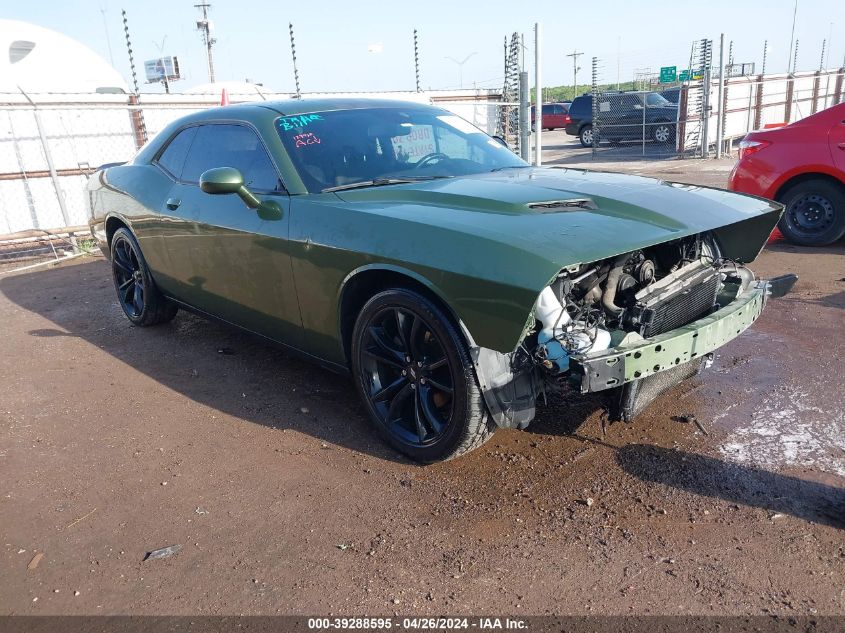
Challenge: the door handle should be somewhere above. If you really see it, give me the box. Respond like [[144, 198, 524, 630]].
[[166, 198, 181, 210], [838, 142, 845, 150]]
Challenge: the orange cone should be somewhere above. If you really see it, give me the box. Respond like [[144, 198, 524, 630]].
[[220, 88, 229, 106]]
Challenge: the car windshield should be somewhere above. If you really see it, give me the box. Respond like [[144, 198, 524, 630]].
[[274, 107, 527, 193], [646, 93, 672, 107]]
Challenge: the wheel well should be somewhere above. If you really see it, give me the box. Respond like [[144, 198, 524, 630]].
[[339, 269, 464, 366], [105, 216, 129, 247], [774, 173, 845, 201]]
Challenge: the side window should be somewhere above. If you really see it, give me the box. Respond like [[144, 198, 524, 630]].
[[181, 124, 281, 192], [541, 104, 554, 115], [156, 126, 197, 178]]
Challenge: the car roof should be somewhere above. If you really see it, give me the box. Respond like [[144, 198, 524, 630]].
[[192, 97, 443, 120]]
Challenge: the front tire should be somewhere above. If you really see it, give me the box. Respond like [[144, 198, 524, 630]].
[[652, 122, 675, 145], [110, 227, 178, 326], [777, 180, 845, 246], [351, 288, 495, 463]]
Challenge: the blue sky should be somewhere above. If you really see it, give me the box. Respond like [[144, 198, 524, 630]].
[[7, 0, 844, 93]]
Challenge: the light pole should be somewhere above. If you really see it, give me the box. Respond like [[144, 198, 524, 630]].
[[445, 52, 477, 89]]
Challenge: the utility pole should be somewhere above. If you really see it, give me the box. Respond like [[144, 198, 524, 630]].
[[787, 0, 798, 74], [534, 23, 542, 166], [194, 3, 216, 83], [566, 50, 582, 98], [100, 7, 115, 67]]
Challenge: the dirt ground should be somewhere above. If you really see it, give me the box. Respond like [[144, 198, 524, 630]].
[[1, 156, 843, 617]]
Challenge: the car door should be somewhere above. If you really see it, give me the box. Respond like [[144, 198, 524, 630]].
[[161, 122, 303, 347], [831, 116, 845, 174], [617, 94, 645, 139]]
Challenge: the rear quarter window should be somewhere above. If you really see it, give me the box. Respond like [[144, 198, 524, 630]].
[[569, 97, 591, 117]]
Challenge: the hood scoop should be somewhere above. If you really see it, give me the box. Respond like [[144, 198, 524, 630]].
[[527, 198, 598, 212]]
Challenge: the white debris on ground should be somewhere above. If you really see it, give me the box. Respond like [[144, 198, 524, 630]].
[[720, 389, 845, 477]]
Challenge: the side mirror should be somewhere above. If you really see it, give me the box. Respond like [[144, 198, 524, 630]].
[[200, 167, 261, 209]]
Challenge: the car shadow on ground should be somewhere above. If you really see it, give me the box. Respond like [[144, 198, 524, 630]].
[[3, 259, 843, 530], [615, 443, 845, 530], [1, 259, 418, 464]]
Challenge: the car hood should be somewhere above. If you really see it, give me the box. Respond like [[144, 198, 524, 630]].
[[333, 167, 782, 268]]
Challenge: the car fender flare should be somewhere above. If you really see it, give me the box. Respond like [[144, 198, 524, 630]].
[[769, 166, 845, 200], [337, 262, 479, 348], [337, 263, 539, 431]]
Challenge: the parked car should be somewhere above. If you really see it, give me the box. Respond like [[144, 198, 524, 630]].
[[729, 102, 845, 246], [566, 92, 678, 147], [531, 102, 571, 131], [87, 99, 792, 463], [660, 87, 681, 104]]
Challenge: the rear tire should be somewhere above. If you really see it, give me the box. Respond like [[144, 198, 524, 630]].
[[579, 124, 595, 147], [351, 288, 495, 463], [777, 180, 845, 246], [110, 227, 178, 326]]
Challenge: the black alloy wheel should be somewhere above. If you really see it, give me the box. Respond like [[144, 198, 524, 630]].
[[351, 288, 495, 462], [110, 227, 178, 326]]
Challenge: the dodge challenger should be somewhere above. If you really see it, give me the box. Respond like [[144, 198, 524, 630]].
[[86, 99, 795, 462]]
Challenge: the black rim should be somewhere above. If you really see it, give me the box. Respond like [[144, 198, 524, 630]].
[[787, 193, 835, 237], [112, 236, 145, 318], [359, 306, 455, 447]]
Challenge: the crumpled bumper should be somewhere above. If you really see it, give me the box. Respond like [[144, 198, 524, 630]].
[[571, 278, 785, 394]]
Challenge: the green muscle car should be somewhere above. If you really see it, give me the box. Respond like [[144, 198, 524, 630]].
[[86, 99, 795, 462]]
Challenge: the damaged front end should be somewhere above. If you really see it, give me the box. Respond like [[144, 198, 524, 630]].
[[472, 231, 796, 429]]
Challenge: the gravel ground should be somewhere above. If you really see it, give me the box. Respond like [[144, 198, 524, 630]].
[[1, 156, 843, 616]]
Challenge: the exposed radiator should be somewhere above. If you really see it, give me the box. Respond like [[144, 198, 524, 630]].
[[627, 263, 720, 338]]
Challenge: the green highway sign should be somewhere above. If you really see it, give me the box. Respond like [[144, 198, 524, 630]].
[[678, 68, 704, 82], [659, 66, 677, 83]]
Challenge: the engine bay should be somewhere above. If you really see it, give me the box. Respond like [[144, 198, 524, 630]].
[[526, 232, 753, 379]]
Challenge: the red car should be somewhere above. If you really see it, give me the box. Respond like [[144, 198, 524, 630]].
[[729, 102, 845, 246], [531, 102, 571, 131]]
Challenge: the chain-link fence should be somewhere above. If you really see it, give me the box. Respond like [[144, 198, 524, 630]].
[[0, 89, 508, 271], [591, 89, 683, 159], [584, 61, 844, 161]]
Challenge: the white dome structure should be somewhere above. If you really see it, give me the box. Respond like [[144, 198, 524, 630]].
[[0, 19, 128, 93]]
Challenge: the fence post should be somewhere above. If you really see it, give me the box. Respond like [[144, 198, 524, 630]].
[[128, 94, 148, 150], [533, 22, 542, 166], [715, 33, 725, 159], [811, 71, 821, 114], [835, 68, 844, 104], [753, 75, 764, 129], [784, 75, 794, 123], [591, 57, 598, 158], [519, 71, 530, 162], [702, 72, 708, 157]]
